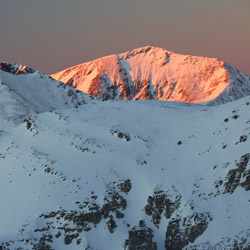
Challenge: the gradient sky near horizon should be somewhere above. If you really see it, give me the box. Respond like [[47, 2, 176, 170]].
[[1, 0, 249, 75]]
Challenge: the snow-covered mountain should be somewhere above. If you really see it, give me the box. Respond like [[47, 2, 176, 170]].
[[1, 75, 250, 248], [1, 56, 250, 249], [0, 62, 95, 130], [52, 46, 250, 105]]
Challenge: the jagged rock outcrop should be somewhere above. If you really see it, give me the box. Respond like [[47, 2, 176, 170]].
[[224, 153, 250, 193], [212, 153, 250, 196], [0, 61, 35, 75], [144, 188, 181, 227], [188, 229, 250, 249], [165, 212, 212, 250], [124, 220, 157, 250]]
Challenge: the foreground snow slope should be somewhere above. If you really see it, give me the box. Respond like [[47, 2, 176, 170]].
[[1, 95, 250, 249], [52, 46, 250, 104], [0, 62, 95, 130]]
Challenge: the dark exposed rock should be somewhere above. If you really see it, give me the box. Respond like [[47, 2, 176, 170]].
[[118, 179, 132, 193], [177, 140, 182, 145], [24, 117, 35, 131], [236, 154, 250, 170], [36, 201, 102, 248], [110, 130, 131, 141], [24, 118, 32, 130], [124, 222, 157, 250], [235, 135, 248, 145], [55, 231, 62, 238], [101, 180, 131, 220], [232, 115, 240, 119], [189, 229, 250, 250], [165, 212, 212, 250], [144, 189, 181, 227], [34, 226, 50, 232], [64, 234, 79, 245], [164, 197, 181, 219], [23, 117, 38, 136], [224, 153, 250, 193], [212, 154, 250, 196], [73, 208, 102, 226], [101, 196, 126, 218], [224, 168, 242, 194], [0, 235, 54, 250], [239, 135, 248, 143], [138, 220, 146, 228], [107, 215, 117, 233], [152, 211, 161, 226], [33, 234, 54, 250], [241, 170, 250, 191], [0, 62, 35, 75], [116, 211, 125, 218], [0, 179, 130, 248], [76, 239, 81, 245], [33, 242, 53, 250]]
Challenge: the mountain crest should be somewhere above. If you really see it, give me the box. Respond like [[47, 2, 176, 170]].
[[52, 46, 250, 105], [0, 61, 35, 75]]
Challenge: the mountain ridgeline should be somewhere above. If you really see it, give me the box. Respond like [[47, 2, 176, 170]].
[[52, 46, 250, 105]]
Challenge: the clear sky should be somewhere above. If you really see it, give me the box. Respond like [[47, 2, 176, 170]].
[[1, 0, 249, 75]]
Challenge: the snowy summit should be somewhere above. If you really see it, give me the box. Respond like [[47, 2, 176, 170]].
[[52, 46, 250, 105]]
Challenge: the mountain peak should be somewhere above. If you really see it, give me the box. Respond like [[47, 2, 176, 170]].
[[0, 61, 95, 129], [120, 46, 164, 57], [52, 47, 250, 104], [0, 61, 36, 75]]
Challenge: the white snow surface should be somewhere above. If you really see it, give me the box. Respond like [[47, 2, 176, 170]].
[[1, 82, 250, 248], [0, 65, 95, 130], [52, 46, 250, 105]]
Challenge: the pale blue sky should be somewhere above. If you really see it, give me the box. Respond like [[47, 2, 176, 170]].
[[0, 0, 249, 74]]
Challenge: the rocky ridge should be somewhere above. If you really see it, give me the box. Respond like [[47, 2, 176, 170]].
[[0, 61, 95, 130]]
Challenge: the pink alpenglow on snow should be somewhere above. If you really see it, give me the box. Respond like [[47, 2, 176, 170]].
[[52, 46, 250, 105]]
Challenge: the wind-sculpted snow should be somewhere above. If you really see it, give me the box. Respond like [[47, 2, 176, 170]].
[[52, 46, 250, 105], [1, 97, 250, 249]]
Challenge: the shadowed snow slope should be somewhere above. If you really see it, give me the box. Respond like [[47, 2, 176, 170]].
[[52, 46, 250, 104], [0, 62, 95, 130], [1, 96, 250, 249]]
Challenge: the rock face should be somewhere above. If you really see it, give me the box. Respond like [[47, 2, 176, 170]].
[[52, 46, 250, 104], [0, 179, 132, 249], [124, 221, 157, 250], [144, 188, 181, 227], [211, 153, 250, 196], [165, 213, 212, 250], [0, 61, 35, 75], [189, 229, 250, 249], [224, 153, 250, 193]]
